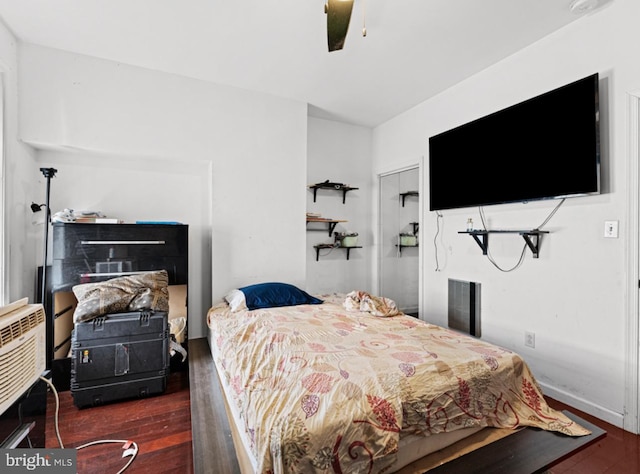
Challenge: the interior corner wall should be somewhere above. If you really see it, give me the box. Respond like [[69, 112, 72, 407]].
[[17, 43, 309, 339], [372, 0, 640, 428], [0, 23, 40, 306], [306, 117, 372, 294]]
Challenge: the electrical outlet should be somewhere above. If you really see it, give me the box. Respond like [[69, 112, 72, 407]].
[[525, 331, 535, 348]]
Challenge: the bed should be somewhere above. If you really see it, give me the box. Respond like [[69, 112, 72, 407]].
[[206, 284, 589, 473]]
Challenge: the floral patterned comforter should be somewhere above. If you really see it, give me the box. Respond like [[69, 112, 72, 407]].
[[207, 293, 589, 474]]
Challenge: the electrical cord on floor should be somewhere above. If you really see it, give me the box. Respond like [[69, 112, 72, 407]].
[[39, 375, 63, 449], [75, 439, 139, 474], [39, 375, 139, 474]]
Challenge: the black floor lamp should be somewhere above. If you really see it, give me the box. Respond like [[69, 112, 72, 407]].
[[38, 167, 57, 306]]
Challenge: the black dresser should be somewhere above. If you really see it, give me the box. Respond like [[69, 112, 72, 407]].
[[49, 223, 188, 389]]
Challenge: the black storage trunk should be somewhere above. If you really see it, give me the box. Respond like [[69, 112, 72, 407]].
[[70, 311, 170, 408]]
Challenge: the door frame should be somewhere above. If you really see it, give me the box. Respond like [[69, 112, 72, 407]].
[[625, 89, 640, 434]]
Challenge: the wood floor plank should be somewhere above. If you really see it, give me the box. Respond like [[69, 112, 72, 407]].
[[189, 336, 241, 474], [44, 337, 639, 473], [187, 338, 619, 474], [45, 368, 193, 473], [427, 411, 605, 473]]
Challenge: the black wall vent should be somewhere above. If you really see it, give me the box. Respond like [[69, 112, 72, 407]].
[[448, 279, 481, 337]]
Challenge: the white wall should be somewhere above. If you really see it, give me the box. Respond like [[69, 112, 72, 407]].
[[8, 2, 636, 428], [306, 117, 372, 294], [31, 150, 212, 330], [0, 21, 40, 305], [372, 0, 640, 427], [18, 44, 309, 339]]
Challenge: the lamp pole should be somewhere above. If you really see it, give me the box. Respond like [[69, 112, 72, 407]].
[[39, 167, 57, 306]]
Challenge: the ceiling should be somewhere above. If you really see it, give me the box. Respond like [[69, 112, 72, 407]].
[[0, 0, 603, 128]]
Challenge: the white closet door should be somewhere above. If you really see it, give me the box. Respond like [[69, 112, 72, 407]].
[[379, 168, 419, 315]]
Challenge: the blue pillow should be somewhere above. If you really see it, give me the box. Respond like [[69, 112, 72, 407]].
[[239, 282, 323, 310]]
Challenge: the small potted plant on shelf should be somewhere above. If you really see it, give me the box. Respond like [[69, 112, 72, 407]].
[[334, 232, 359, 247], [399, 233, 417, 246]]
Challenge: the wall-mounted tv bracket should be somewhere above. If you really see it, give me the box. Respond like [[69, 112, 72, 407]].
[[309, 182, 359, 203], [459, 229, 549, 258], [399, 191, 419, 207]]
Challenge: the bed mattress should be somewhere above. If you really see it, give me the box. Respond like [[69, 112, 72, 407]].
[[207, 293, 588, 473], [209, 346, 482, 473]]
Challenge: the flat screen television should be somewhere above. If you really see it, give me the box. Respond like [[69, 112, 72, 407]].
[[428, 73, 600, 211]]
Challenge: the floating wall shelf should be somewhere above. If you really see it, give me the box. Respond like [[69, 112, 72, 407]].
[[399, 191, 419, 207], [459, 229, 549, 259], [306, 218, 347, 236], [395, 243, 419, 254], [309, 182, 359, 204], [314, 244, 362, 261]]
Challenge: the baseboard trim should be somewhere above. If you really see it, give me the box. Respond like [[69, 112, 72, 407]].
[[540, 381, 624, 429]]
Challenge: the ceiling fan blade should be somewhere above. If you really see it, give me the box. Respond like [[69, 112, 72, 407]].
[[326, 0, 355, 52]]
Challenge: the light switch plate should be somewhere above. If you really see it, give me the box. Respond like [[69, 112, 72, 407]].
[[604, 220, 619, 238]]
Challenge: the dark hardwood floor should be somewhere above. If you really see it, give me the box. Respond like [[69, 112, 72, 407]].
[[45, 369, 192, 473], [44, 349, 638, 474], [545, 398, 640, 474]]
